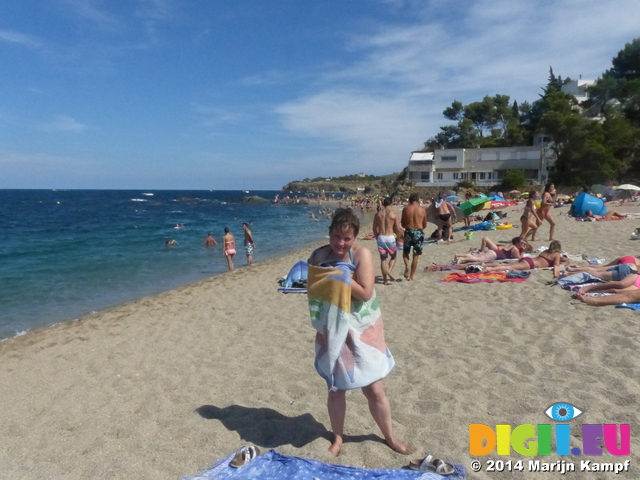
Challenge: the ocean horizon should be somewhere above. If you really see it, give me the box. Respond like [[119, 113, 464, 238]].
[[0, 189, 349, 340]]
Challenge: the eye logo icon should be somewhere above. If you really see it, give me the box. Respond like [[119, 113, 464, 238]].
[[545, 403, 583, 422]]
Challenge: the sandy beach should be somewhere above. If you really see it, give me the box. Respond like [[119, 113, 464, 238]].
[[1, 203, 639, 479]]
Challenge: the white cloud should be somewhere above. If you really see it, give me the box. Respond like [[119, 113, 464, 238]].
[[0, 29, 42, 48], [274, 0, 640, 173], [43, 115, 89, 133]]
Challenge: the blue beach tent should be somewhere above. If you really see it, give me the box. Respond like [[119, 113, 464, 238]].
[[570, 192, 606, 217], [284, 260, 308, 287]]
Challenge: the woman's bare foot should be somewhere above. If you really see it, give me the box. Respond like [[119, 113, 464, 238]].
[[388, 273, 396, 282], [385, 437, 410, 455], [404, 266, 410, 280], [328, 435, 343, 456]]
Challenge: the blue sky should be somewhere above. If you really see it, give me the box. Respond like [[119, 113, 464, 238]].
[[1, 0, 639, 190]]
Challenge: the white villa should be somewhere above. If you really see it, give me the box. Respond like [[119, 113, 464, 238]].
[[407, 135, 554, 187], [561, 78, 595, 104]]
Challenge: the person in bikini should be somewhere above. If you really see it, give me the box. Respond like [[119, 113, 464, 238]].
[[455, 236, 527, 264], [435, 196, 454, 242], [483, 240, 564, 273], [222, 227, 236, 271], [401, 193, 427, 281], [536, 183, 557, 241], [372, 197, 404, 285], [521, 191, 542, 241], [561, 255, 639, 280]]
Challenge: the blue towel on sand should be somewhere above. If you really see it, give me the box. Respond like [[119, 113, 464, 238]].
[[184, 449, 467, 480], [616, 304, 640, 310]]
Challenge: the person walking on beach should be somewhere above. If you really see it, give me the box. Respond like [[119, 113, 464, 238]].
[[242, 223, 255, 265], [401, 193, 427, 281], [204, 232, 218, 247], [307, 208, 408, 457], [537, 183, 557, 241], [520, 191, 541, 241], [373, 197, 404, 285], [222, 227, 236, 271]]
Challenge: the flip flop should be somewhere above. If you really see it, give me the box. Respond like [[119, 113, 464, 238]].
[[229, 446, 260, 468], [435, 460, 456, 476], [409, 455, 456, 476], [408, 454, 440, 471]]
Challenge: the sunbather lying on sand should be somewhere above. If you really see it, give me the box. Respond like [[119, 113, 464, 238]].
[[482, 241, 565, 273], [575, 271, 640, 306], [563, 255, 639, 279], [581, 210, 628, 221], [454, 236, 527, 264]]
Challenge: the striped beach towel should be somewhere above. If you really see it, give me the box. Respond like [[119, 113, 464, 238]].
[[307, 261, 395, 391]]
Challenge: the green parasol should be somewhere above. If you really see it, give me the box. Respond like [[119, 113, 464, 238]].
[[459, 197, 489, 217]]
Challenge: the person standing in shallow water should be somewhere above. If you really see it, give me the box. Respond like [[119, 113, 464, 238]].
[[307, 208, 409, 457], [242, 223, 255, 265], [222, 227, 236, 271], [204, 232, 218, 247]]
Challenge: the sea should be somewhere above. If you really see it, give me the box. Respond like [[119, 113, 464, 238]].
[[0, 189, 345, 340]]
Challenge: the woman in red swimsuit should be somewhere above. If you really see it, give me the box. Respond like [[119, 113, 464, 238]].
[[483, 241, 564, 273], [454, 236, 526, 264]]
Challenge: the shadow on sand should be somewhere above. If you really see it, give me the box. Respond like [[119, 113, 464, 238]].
[[195, 404, 386, 449]]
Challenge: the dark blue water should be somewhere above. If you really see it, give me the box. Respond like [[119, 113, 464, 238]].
[[0, 190, 338, 340]]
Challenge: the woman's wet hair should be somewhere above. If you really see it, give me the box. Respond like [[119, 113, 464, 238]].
[[511, 236, 523, 245], [330, 208, 360, 237], [544, 183, 555, 194], [529, 191, 537, 199], [224, 227, 229, 234], [548, 240, 562, 253]]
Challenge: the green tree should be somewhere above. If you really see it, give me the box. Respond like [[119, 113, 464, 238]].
[[501, 170, 526, 190]]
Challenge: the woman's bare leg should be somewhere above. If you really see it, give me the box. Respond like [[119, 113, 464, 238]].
[[327, 390, 346, 456], [361, 381, 409, 454], [455, 251, 498, 264]]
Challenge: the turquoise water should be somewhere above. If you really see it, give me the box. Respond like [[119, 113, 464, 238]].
[[0, 190, 339, 339]]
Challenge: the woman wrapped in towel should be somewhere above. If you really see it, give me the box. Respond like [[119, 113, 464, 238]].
[[307, 208, 408, 457]]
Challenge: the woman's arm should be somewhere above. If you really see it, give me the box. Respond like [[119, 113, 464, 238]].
[[541, 193, 554, 208], [351, 247, 375, 301]]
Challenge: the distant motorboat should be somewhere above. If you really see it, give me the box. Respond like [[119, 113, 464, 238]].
[[143, 192, 154, 196], [243, 190, 250, 194]]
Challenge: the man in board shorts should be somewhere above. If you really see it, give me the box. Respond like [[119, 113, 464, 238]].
[[373, 197, 404, 285], [401, 193, 427, 281], [243, 223, 255, 265]]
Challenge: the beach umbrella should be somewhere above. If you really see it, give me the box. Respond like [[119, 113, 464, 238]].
[[459, 197, 489, 217], [482, 201, 515, 210], [616, 184, 640, 191], [590, 184, 606, 195], [445, 195, 461, 203]]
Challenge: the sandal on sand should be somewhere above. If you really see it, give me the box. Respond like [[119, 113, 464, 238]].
[[409, 454, 455, 475], [229, 446, 260, 468]]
